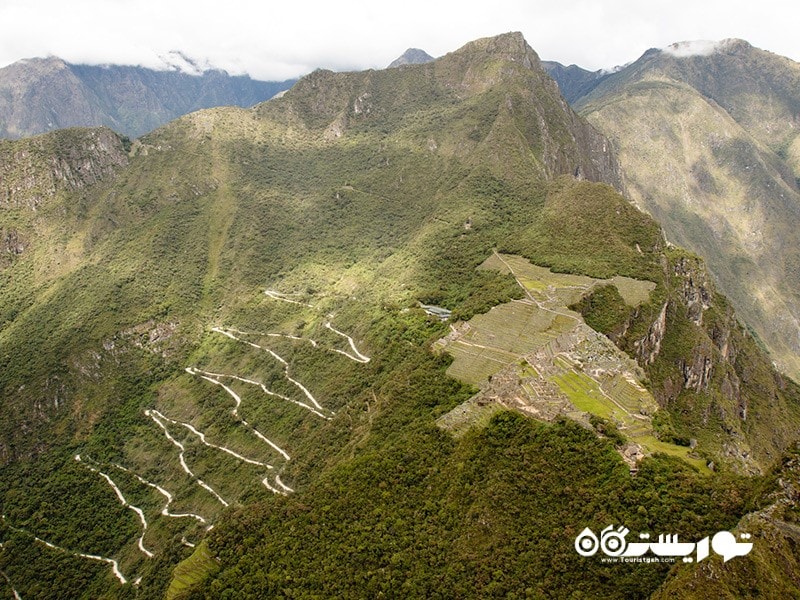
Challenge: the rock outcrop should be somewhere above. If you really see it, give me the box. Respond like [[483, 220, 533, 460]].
[[0, 127, 128, 210]]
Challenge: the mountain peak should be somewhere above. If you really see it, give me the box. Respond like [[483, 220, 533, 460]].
[[388, 48, 434, 68], [448, 31, 542, 72], [459, 31, 533, 56], [1, 56, 69, 78]]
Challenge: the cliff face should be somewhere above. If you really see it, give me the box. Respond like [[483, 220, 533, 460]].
[[576, 40, 800, 383], [608, 250, 800, 473], [634, 301, 667, 365], [0, 126, 129, 289], [0, 127, 128, 210]]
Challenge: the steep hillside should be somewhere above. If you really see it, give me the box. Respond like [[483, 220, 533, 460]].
[[0, 57, 295, 139], [0, 33, 797, 598], [575, 40, 800, 381], [653, 444, 800, 599], [580, 40, 800, 165]]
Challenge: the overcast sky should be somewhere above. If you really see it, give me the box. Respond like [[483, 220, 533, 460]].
[[1, 0, 798, 80]]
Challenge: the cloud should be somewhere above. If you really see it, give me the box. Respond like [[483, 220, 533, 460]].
[[0, 0, 798, 79], [661, 40, 730, 58]]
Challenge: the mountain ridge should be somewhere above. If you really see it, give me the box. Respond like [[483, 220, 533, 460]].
[[0, 56, 296, 139], [541, 60, 611, 103]]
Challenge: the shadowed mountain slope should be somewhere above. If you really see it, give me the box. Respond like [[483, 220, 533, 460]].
[[541, 60, 611, 103]]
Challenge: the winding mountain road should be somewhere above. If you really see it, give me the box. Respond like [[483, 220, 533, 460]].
[[211, 327, 325, 411], [2, 517, 128, 585], [75, 455, 154, 558], [109, 463, 207, 524], [264, 290, 313, 307], [186, 367, 292, 460], [148, 409, 272, 469], [0, 567, 21, 600], [145, 409, 230, 507], [324, 322, 371, 363]]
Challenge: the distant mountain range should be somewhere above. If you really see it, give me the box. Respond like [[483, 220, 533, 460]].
[[0, 56, 296, 139], [540, 61, 611, 103]]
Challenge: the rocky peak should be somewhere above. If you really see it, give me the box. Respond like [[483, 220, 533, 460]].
[[278, 32, 623, 192], [450, 31, 541, 71], [388, 48, 434, 68], [1, 56, 70, 81]]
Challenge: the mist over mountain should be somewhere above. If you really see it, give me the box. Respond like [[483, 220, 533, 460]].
[[0, 32, 798, 599], [0, 56, 296, 139]]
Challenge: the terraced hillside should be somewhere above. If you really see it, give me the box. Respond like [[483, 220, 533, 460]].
[[436, 253, 703, 470]]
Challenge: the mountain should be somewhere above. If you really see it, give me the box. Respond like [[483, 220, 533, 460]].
[[0, 56, 296, 139], [573, 39, 800, 382], [388, 48, 435, 68], [0, 32, 798, 598], [541, 60, 611, 103]]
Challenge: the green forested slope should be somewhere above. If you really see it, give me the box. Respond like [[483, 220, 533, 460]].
[[0, 33, 798, 599]]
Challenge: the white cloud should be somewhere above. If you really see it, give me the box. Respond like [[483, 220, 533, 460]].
[[0, 1, 798, 79], [661, 40, 730, 58]]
